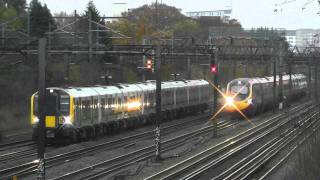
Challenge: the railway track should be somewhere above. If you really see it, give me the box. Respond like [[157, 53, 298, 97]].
[[0, 139, 35, 152], [0, 139, 37, 166], [0, 147, 37, 162], [258, 112, 320, 180], [212, 110, 319, 180], [0, 113, 210, 165], [145, 101, 315, 180], [0, 113, 231, 180], [49, 118, 234, 180]]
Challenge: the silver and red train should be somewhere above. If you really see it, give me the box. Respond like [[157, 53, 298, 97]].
[[225, 74, 308, 115]]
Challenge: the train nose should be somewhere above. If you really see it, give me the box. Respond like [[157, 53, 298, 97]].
[[225, 97, 234, 106], [224, 98, 251, 112], [224, 96, 236, 112]]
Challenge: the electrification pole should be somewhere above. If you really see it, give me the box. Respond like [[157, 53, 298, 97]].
[[288, 60, 292, 108], [278, 41, 284, 110], [213, 50, 219, 137], [88, 10, 93, 62], [1, 24, 5, 46], [154, 0, 162, 161], [142, 37, 147, 81], [273, 60, 277, 113], [37, 38, 47, 180], [308, 56, 312, 99], [315, 60, 318, 104]]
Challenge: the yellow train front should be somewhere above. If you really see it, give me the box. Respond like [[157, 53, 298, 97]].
[[31, 88, 75, 141], [224, 74, 308, 116], [225, 78, 253, 115]]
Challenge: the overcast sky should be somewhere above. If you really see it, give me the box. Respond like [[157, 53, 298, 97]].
[[27, 0, 320, 30]]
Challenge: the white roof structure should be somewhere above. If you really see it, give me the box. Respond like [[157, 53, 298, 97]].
[[43, 79, 209, 98]]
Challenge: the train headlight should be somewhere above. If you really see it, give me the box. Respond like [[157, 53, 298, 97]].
[[63, 116, 72, 125], [247, 99, 252, 105], [226, 97, 234, 106], [33, 116, 39, 123]]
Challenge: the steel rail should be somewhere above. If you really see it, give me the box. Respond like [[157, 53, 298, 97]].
[[145, 102, 312, 180], [258, 115, 320, 180], [50, 120, 235, 180], [0, 139, 34, 151], [213, 111, 319, 180], [179, 107, 317, 180], [0, 114, 223, 179]]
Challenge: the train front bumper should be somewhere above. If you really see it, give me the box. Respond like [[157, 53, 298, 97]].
[[32, 123, 75, 139], [224, 100, 251, 113]]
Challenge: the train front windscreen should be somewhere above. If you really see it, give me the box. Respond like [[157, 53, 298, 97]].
[[228, 81, 250, 101], [33, 92, 70, 119]]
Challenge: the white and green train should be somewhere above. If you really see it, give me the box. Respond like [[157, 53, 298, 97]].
[[31, 79, 210, 142]]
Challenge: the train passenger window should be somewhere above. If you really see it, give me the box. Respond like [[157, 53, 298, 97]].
[[118, 97, 122, 109], [144, 92, 148, 106], [252, 84, 262, 100], [108, 96, 112, 108]]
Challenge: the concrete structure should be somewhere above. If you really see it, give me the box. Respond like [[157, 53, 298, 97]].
[[285, 30, 297, 47], [281, 29, 320, 49], [295, 29, 320, 48], [186, 10, 232, 22]]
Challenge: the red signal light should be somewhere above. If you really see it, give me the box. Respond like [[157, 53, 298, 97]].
[[146, 59, 152, 70], [210, 65, 217, 73]]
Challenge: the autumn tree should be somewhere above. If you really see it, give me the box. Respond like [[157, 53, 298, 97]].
[[122, 3, 186, 39], [0, 0, 26, 29], [0, 0, 26, 14], [171, 19, 200, 38]]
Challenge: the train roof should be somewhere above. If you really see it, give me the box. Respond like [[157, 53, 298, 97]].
[[229, 74, 306, 85], [135, 82, 156, 91], [37, 79, 209, 98]]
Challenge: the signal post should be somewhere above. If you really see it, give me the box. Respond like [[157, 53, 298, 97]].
[[211, 50, 219, 137], [37, 38, 47, 180]]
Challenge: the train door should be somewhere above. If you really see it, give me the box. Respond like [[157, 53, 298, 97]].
[[45, 90, 61, 130], [77, 98, 81, 126]]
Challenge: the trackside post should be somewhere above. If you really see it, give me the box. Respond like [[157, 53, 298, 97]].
[[37, 38, 47, 180], [213, 50, 219, 137]]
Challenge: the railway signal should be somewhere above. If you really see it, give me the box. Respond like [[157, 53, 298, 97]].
[[210, 59, 217, 73], [146, 58, 153, 71]]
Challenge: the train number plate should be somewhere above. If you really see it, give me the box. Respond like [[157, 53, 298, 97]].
[[46, 130, 55, 138]]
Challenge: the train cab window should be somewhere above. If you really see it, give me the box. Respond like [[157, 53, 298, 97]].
[[60, 96, 70, 116], [228, 81, 250, 101], [33, 95, 38, 116]]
